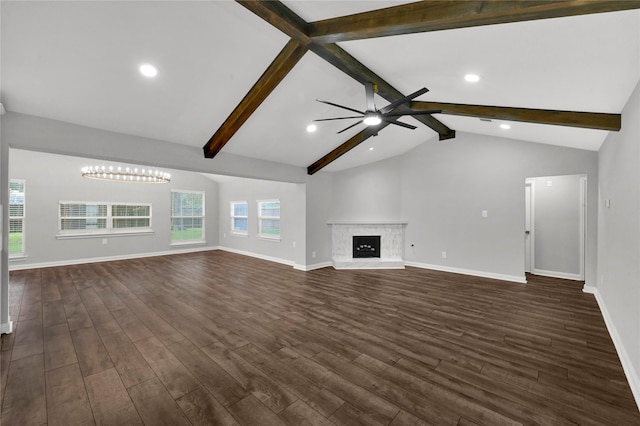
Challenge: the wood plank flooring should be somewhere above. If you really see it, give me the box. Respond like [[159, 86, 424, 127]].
[[1, 250, 639, 425]]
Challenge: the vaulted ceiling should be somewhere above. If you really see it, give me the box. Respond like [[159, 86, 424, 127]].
[[2, 1, 639, 174]]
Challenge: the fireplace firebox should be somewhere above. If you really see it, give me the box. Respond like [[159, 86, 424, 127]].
[[352, 235, 381, 258]]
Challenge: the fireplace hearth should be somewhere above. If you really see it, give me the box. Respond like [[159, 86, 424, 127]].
[[353, 235, 381, 258]]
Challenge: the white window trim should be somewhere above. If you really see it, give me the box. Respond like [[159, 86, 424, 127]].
[[230, 201, 248, 236], [171, 190, 205, 245], [57, 201, 153, 238], [257, 199, 281, 241], [9, 179, 26, 258]]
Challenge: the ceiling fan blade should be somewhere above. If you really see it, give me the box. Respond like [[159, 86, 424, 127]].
[[316, 99, 364, 115], [384, 109, 442, 117], [379, 87, 429, 114], [384, 119, 417, 130], [337, 120, 364, 134], [313, 116, 363, 122], [365, 82, 376, 112]]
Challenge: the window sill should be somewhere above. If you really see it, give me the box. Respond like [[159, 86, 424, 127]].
[[170, 240, 207, 247], [56, 230, 154, 239], [230, 232, 248, 238], [9, 255, 27, 262], [256, 235, 281, 242]]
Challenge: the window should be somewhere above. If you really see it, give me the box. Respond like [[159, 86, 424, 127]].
[[257, 200, 280, 240], [230, 201, 248, 235], [171, 191, 204, 243], [59, 202, 152, 236], [9, 180, 25, 257]]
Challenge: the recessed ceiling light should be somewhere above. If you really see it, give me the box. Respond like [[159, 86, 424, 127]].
[[139, 64, 158, 78], [369, 147, 374, 151], [500, 123, 511, 130], [306, 124, 317, 133], [464, 74, 480, 83]]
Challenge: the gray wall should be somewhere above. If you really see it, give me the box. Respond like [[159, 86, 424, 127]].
[[1, 115, 9, 328], [330, 131, 598, 283], [217, 178, 306, 267], [3, 112, 307, 184], [305, 172, 333, 268], [530, 174, 584, 277], [8, 149, 219, 267], [597, 79, 640, 393], [329, 156, 403, 222]]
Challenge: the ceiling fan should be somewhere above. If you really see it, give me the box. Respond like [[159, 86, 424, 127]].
[[313, 82, 441, 134]]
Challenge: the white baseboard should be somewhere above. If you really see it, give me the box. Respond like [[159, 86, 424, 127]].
[[8, 246, 220, 271], [217, 246, 294, 267], [583, 286, 640, 412], [294, 261, 332, 272], [405, 261, 527, 284], [532, 268, 582, 281], [1, 320, 13, 335]]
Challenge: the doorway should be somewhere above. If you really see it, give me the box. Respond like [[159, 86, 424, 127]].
[[525, 175, 586, 281]]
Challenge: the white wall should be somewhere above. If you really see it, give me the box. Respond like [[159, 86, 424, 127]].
[[596, 79, 640, 404], [330, 131, 598, 283], [529, 174, 584, 278], [217, 178, 305, 267], [8, 149, 219, 268]]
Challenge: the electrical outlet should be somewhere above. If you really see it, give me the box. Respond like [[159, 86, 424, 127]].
[[482, 210, 488, 218], [442, 251, 447, 259], [102, 238, 108, 245], [312, 251, 316, 258], [223, 233, 226, 238], [292, 241, 296, 248]]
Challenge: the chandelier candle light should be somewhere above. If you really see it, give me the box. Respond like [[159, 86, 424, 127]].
[[81, 165, 171, 183]]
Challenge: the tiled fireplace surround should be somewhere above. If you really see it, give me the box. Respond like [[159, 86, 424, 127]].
[[328, 221, 408, 269]]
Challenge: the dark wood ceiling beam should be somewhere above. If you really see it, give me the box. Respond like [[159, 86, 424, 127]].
[[307, 124, 390, 175], [203, 38, 308, 158], [236, 0, 311, 45], [412, 101, 621, 131], [309, 42, 455, 140], [309, 0, 640, 43]]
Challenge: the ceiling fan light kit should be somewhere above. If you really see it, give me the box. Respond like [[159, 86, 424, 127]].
[[313, 82, 440, 134]]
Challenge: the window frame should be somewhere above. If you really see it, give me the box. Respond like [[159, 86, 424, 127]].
[[9, 179, 26, 258], [57, 201, 153, 238], [170, 190, 205, 245], [230, 201, 248, 236], [257, 199, 281, 241]]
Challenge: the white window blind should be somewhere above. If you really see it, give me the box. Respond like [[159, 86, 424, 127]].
[[230, 201, 248, 235], [59, 202, 152, 236], [9, 180, 25, 256]]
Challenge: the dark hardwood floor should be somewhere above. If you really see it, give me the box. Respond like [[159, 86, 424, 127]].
[[1, 250, 639, 425]]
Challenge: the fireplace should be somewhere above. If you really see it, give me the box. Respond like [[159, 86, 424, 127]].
[[352, 235, 381, 258]]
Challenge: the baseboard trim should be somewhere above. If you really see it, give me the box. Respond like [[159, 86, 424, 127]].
[[8, 246, 220, 271], [217, 246, 294, 268], [405, 262, 527, 284], [584, 286, 640, 411], [1, 320, 13, 335], [532, 268, 582, 281], [294, 261, 332, 272]]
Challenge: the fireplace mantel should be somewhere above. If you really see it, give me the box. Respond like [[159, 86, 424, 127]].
[[327, 221, 407, 269]]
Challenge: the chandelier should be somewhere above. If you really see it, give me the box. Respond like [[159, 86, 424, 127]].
[[81, 165, 171, 183]]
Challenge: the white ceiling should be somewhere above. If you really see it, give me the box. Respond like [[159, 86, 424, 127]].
[[2, 1, 639, 173]]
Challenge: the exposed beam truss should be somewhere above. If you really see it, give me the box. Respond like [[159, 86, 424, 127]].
[[204, 0, 640, 173]]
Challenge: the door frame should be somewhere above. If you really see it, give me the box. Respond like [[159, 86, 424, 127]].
[[525, 175, 586, 281], [525, 180, 535, 274]]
